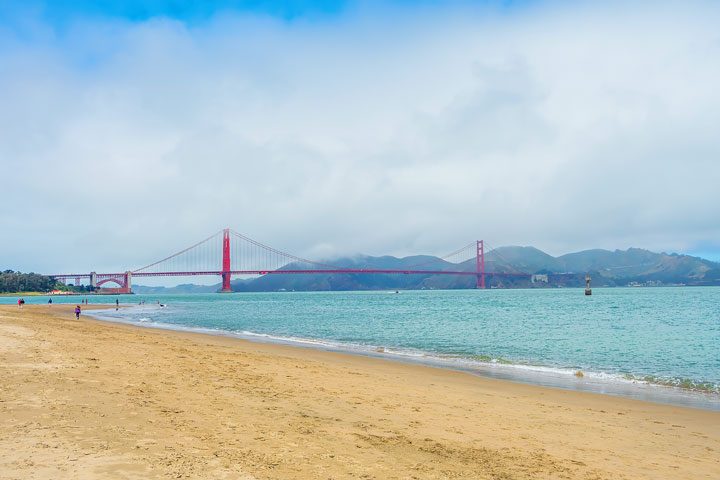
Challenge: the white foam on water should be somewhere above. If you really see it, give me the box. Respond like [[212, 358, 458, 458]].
[[83, 307, 720, 411]]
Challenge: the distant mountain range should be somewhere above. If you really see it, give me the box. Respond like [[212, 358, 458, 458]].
[[132, 246, 720, 293]]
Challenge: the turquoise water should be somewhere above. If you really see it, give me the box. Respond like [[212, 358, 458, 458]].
[[5, 287, 719, 409]]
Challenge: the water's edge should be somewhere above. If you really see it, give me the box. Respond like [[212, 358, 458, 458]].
[[84, 307, 720, 412]]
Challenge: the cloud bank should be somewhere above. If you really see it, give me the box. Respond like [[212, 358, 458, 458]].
[[1, 1, 719, 277]]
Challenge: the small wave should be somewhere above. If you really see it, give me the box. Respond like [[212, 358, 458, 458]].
[[622, 374, 720, 394], [81, 310, 719, 409], [228, 332, 719, 396], [462, 354, 514, 365]]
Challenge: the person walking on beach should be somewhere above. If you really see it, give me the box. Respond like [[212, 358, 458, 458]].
[[115, 298, 119, 310], [74, 305, 81, 319], [48, 298, 53, 307], [18, 298, 25, 308]]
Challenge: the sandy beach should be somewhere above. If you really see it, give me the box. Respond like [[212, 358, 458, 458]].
[[0, 305, 718, 479]]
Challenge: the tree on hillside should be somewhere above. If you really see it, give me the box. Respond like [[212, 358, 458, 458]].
[[0, 271, 60, 293]]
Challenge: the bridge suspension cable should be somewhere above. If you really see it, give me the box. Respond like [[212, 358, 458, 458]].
[[483, 242, 532, 276], [228, 230, 343, 271], [400, 242, 477, 269], [133, 230, 225, 274], [51, 227, 568, 292]]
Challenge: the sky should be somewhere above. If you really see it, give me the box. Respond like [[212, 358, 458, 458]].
[[1, 0, 719, 281]]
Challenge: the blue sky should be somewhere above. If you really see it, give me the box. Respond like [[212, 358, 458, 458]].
[[1, 0, 537, 30], [0, 1, 535, 23], [1, 0, 719, 275], [1, 0, 350, 23]]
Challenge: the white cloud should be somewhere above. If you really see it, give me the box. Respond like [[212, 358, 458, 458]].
[[1, 1, 719, 278]]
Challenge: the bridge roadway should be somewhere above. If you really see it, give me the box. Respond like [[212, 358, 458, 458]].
[[47, 231, 585, 291], [49, 269, 581, 294], [50, 269, 536, 279]]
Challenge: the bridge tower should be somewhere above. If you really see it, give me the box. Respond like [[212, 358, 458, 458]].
[[221, 228, 232, 292], [476, 240, 485, 289], [123, 271, 132, 294]]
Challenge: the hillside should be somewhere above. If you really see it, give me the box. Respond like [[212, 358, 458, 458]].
[[132, 247, 720, 292]]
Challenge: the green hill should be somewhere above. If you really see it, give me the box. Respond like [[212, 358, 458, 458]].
[[131, 247, 720, 292]]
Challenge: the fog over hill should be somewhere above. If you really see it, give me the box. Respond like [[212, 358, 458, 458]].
[[132, 247, 720, 293]]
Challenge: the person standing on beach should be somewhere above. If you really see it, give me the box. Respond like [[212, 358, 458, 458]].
[[116, 298, 119, 310], [74, 305, 81, 319], [48, 298, 53, 307]]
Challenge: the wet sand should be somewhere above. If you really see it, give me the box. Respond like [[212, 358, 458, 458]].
[[1, 305, 718, 479]]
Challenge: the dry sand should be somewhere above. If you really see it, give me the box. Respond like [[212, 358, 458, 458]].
[[1, 305, 718, 479]]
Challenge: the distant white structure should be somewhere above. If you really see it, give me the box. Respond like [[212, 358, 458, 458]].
[[531, 274, 548, 283]]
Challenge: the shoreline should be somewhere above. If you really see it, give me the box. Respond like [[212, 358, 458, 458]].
[[2, 305, 719, 478], [85, 305, 720, 411]]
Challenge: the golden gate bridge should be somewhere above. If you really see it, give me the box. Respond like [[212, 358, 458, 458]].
[[49, 228, 554, 293]]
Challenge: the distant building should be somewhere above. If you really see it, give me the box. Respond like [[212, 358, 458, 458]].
[[627, 280, 664, 287], [531, 274, 548, 283]]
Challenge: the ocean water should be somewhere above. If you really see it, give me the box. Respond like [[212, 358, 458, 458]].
[[5, 287, 719, 410]]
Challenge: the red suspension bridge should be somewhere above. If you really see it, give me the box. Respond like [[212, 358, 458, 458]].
[[49, 228, 557, 293]]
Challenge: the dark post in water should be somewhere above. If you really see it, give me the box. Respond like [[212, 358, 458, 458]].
[[585, 274, 592, 296]]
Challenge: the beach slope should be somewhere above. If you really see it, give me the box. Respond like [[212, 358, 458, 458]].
[[1, 305, 718, 479]]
